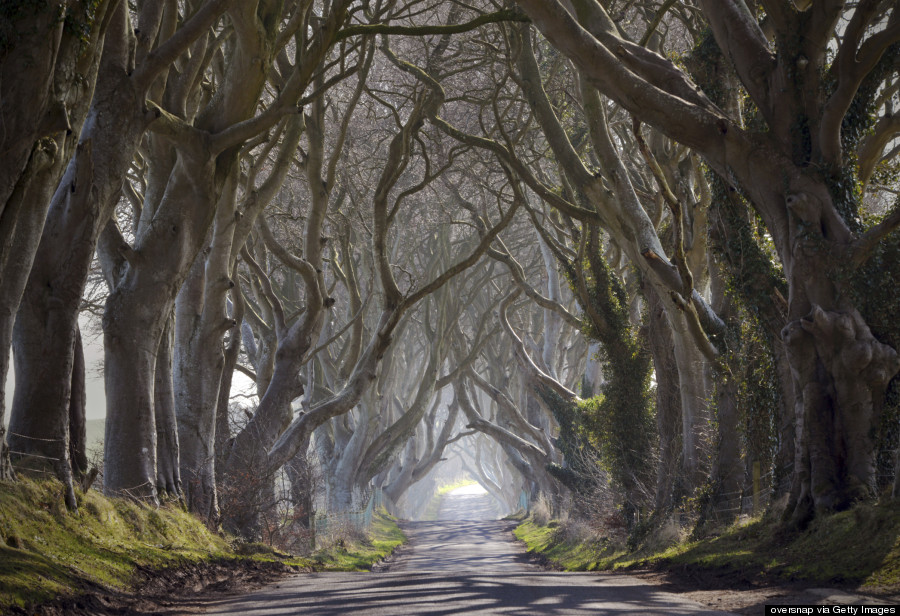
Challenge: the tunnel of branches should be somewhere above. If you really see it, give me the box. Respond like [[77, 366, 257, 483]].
[[2, 0, 900, 543]]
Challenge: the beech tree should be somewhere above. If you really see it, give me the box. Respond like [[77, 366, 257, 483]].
[[0, 0, 120, 483], [515, 0, 900, 525], [216, 14, 527, 535], [7, 0, 900, 545], [7, 0, 232, 506]]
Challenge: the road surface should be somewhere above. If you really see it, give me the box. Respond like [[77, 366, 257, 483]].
[[189, 485, 735, 615]]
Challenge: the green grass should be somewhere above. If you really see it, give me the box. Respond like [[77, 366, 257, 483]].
[[0, 478, 232, 610], [420, 477, 478, 521], [0, 478, 407, 611], [310, 509, 406, 571], [514, 519, 624, 571], [516, 501, 900, 590]]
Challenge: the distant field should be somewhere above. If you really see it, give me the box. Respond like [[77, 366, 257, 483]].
[[85, 418, 104, 449]]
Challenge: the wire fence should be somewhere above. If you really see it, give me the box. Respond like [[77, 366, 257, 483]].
[[700, 461, 779, 521], [7, 431, 64, 479]]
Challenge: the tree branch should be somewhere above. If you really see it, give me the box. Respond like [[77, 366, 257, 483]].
[[821, 4, 900, 167], [240, 245, 286, 336], [134, 0, 235, 91], [851, 194, 900, 268], [335, 8, 528, 41]]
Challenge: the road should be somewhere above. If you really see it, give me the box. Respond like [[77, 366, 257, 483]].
[[188, 485, 735, 615]]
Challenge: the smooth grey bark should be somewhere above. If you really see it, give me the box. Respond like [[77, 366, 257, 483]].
[[1, 143, 76, 484], [384, 438, 418, 507], [103, 0, 313, 502], [0, 0, 117, 484], [9, 142, 99, 507], [102, 132, 220, 500], [174, 204, 231, 520], [215, 272, 244, 486], [17, 0, 231, 503], [323, 400, 373, 512], [176, 112, 303, 521], [68, 325, 89, 479], [12, 2, 135, 474], [103, 311, 163, 499], [644, 283, 682, 512], [537, 232, 563, 380], [155, 316, 181, 497], [672, 320, 712, 487]]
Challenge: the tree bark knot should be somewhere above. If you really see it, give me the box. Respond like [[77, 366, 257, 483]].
[[783, 306, 900, 390]]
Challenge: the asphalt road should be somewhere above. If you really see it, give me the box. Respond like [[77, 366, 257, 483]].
[[190, 486, 735, 615]]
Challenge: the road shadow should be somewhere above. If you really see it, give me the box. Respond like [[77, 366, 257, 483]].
[[195, 570, 735, 615]]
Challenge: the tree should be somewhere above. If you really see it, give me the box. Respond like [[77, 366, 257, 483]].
[[8, 0, 230, 507], [0, 0, 119, 483], [515, 0, 900, 525]]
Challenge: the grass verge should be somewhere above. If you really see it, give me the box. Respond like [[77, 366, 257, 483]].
[[0, 478, 406, 612], [309, 508, 406, 571], [515, 500, 900, 590]]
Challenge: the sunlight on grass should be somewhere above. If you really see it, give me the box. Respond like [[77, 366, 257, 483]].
[[516, 500, 900, 590], [310, 508, 406, 571], [0, 478, 231, 610], [0, 479, 408, 611]]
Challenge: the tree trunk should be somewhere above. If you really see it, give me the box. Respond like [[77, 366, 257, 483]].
[[103, 295, 166, 502], [783, 304, 899, 524], [383, 438, 417, 506], [285, 436, 314, 529], [175, 253, 222, 519], [222, 357, 304, 535], [705, 377, 742, 524], [0, 139, 75, 483], [781, 192, 900, 525], [68, 325, 89, 479], [1, 1, 114, 483], [13, 2, 147, 504], [704, 257, 743, 523], [155, 316, 181, 497], [513, 0, 900, 527], [537, 232, 562, 379], [215, 282, 243, 486], [670, 316, 712, 490], [184, 179, 245, 517], [773, 342, 797, 498], [644, 283, 682, 511]]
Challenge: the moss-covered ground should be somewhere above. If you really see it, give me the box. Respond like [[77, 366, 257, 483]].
[[0, 478, 405, 612], [308, 509, 406, 571], [515, 500, 900, 591]]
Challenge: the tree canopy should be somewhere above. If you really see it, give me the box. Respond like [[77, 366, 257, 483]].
[[1, 0, 899, 541]]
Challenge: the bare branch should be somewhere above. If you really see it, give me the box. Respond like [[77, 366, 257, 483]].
[[134, 0, 235, 91], [240, 245, 286, 336], [851, 195, 900, 268], [335, 8, 528, 41]]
